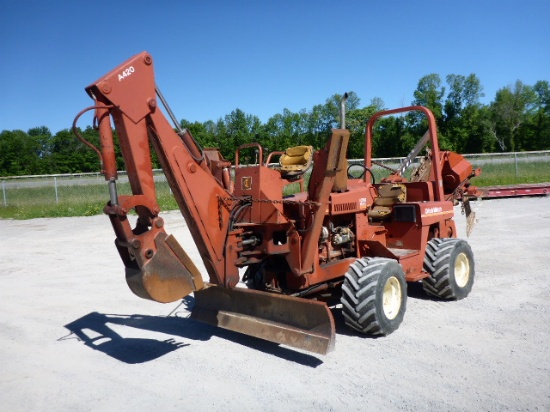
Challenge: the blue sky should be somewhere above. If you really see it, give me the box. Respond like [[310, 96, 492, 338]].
[[1, 0, 549, 134]]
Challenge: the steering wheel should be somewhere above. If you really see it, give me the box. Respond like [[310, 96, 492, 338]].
[[347, 164, 375, 184]]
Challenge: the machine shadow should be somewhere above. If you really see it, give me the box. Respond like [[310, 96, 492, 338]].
[[406, 281, 435, 301], [61, 297, 323, 367], [62, 288, 434, 362]]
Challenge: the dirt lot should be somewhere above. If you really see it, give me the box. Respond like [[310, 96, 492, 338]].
[[1, 196, 549, 411]]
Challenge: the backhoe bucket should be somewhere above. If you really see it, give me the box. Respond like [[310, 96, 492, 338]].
[[191, 285, 335, 355], [125, 234, 205, 303]]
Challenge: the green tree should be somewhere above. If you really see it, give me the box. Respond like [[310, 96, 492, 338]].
[[304, 103, 328, 148], [303, 92, 361, 150], [0, 129, 46, 175], [527, 80, 550, 150], [263, 108, 307, 153], [180, 119, 214, 148], [443, 74, 486, 152], [50, 127, 101, 173], [346, 98, 384, 159], [412, 74, 445, 120], [409, 74, 450, 149], [488, 81, 537, 151], [216, 109, 262, 160], [371, 116, 407, 158], [28, 126, 53, 172]]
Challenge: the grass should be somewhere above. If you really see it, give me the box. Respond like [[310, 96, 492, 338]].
[[0, 181, 178, 220], [1, 160, 549, 220], [469, 161, 550, 186]]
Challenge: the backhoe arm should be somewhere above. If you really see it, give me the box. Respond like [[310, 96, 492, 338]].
[[76, 51, 336, 354], [81, 52, 239, 302]]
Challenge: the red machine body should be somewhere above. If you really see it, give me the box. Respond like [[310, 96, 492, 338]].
[[75, 52, 479, 354]]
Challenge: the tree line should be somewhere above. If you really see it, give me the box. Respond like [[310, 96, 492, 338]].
[[1, 74, 549, 176]]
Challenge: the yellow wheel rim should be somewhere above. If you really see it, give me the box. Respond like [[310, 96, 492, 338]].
[[383, 276, 402, 320], [455, 252, 470, 288]]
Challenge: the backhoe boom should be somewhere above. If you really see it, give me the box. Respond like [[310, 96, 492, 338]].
[[76, 51, 336, 354], [84, 52, 241, 294]]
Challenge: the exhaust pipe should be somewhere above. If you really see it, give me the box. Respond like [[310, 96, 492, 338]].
[[340, 92, 349, 129]]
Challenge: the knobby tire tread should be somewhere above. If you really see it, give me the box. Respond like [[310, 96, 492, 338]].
[[422, 238, 474, 300], [341, 257, 405, 336]]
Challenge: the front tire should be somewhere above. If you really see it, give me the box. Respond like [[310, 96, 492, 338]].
[[341, 257, 407, 336], [422, 238, 475, 300]]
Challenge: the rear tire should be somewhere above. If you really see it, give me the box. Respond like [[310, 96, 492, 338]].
[[422, 238, 475, 300], [341, 257, 407, 336]]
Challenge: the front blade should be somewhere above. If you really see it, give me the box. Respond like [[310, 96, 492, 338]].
[[191, 285, 335, 355]]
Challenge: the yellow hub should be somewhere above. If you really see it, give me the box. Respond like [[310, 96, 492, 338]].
[[383, 276, 402, 320], [454, 252, 471, 288]]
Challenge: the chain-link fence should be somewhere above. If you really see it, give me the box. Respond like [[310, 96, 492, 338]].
[[461, 151, 550, 185], [1, 171, 169, 207], [2, 151, 549, 210]]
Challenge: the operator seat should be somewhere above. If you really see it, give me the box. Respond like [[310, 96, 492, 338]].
[[368, 183, 407, 220], [279, 145, 313, 180]]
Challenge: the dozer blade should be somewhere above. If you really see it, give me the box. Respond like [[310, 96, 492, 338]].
[[191, 285, 335, 355]]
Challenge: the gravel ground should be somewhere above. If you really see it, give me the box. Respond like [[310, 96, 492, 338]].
[[1, 196, 549, 411]]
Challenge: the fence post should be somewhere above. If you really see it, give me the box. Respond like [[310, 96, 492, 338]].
[[54, 177, 59, 204], [514, 152, 519, 178], [2, 180, 6, 207]]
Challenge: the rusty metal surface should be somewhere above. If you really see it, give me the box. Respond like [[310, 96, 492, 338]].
[[76, 52, 487, 354], [191, 285, 335, 355], [125, 233, 204, 303], [477, 183, 550, 198], [301, 129, 350, 274]]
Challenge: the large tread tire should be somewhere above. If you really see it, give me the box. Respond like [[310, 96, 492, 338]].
[[422, 238, 475, 300], [341, 257, 407, 336]]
